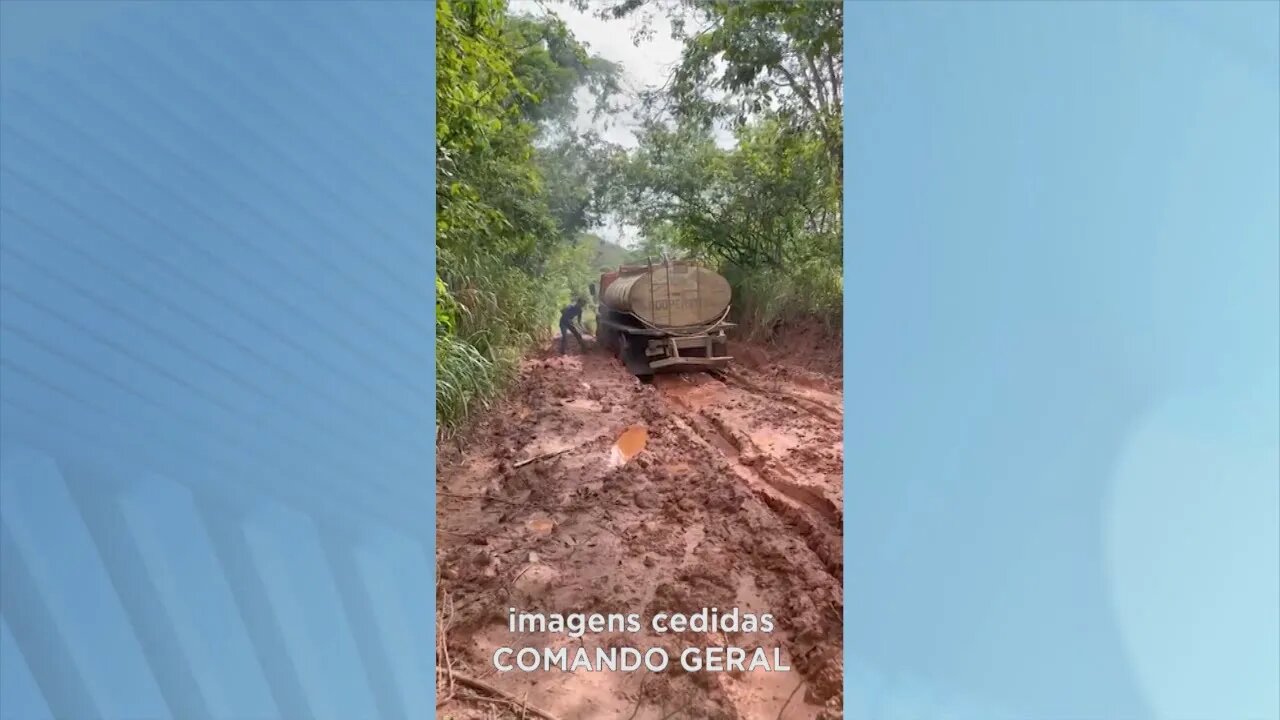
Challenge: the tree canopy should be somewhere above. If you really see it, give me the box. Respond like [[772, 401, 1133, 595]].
[[436, 0, 842, 431]]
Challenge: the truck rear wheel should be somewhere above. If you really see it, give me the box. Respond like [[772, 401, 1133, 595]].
[[621, 333, 654, 378]]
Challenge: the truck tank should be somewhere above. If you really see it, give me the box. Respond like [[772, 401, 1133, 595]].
[[600, 262, 731, 328], [596, 260, 734, 379]]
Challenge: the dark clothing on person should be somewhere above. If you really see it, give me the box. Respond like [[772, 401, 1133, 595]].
[[559, 303, 586, 354], [559, 303, 583, 328], [559, 322, 585, 354]]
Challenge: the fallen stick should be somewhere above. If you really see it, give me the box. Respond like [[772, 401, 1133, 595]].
[[452, 673, 562, 720], [775, 679, 804, 720], [624, 676, 648, 720], [513, 447, 571, 468], [437, 491, 524, 507]]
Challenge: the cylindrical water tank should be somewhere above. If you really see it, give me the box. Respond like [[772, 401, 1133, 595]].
[[600, 262, 731, 328]]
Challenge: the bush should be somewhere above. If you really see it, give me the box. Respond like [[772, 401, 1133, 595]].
[[723, 259, 843, 342]]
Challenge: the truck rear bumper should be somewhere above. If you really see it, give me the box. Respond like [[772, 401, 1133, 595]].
[[597, 308, 733, 377], [648, 355, 732, 371]]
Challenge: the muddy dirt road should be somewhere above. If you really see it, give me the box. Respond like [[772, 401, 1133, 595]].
[[436, 343, 843, 719]]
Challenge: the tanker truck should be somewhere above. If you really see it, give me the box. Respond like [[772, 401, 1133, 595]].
[[595, 259, 734, 379]]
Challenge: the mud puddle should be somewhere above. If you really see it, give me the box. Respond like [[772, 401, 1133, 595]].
[[437, 345, 843, 719]]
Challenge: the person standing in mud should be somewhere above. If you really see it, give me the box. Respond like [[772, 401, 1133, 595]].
[[559, 296, 588, 355]]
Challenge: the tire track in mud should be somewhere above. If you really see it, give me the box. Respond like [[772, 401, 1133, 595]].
[[719, 372, 843, 428], [650, 371, 845, 718], [666, 408, 843, 586], [701, 411, 842, 529], [647, 366, 846, 714], [437, 350, 843, 720]]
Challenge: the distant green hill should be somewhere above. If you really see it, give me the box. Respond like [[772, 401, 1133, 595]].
[[581, 233, 632, 272]]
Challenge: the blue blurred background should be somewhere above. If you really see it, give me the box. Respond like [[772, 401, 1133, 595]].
[[1, 2, 435, 719], [3, 1, 1277, 719], [845, 2, 1278, 718]]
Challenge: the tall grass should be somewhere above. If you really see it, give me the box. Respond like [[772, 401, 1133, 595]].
[[722, 259, 843, 342], [436, 239, 596, 435], [436, 333, 509, 434]]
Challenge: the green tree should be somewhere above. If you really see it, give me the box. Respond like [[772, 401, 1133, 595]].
[[435, 0, 622, 431], [436, 0, 843, 430], [592, 0, 843, 180], [591, 0, 843, 339]]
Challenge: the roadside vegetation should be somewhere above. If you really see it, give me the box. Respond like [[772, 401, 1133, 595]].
[[436, 0, 843, 432], [435, 0, 620, 431]]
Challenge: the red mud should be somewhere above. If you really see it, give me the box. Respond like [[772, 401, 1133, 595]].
[[437, 341, 843, 719], [730, 322, 842, 395]]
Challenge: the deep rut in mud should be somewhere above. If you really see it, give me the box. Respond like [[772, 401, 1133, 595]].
[[437, 347, 844, 720]]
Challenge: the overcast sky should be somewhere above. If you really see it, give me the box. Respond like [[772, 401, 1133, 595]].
[[511, 1, 704, 248], [513, 0, 683, 149]]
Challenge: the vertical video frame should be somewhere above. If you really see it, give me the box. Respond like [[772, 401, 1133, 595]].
[[436, 1, 844, 718]]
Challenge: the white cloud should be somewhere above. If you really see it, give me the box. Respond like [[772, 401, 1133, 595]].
[[512, 0, 684, 150], [510, 1, 730, 249]]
